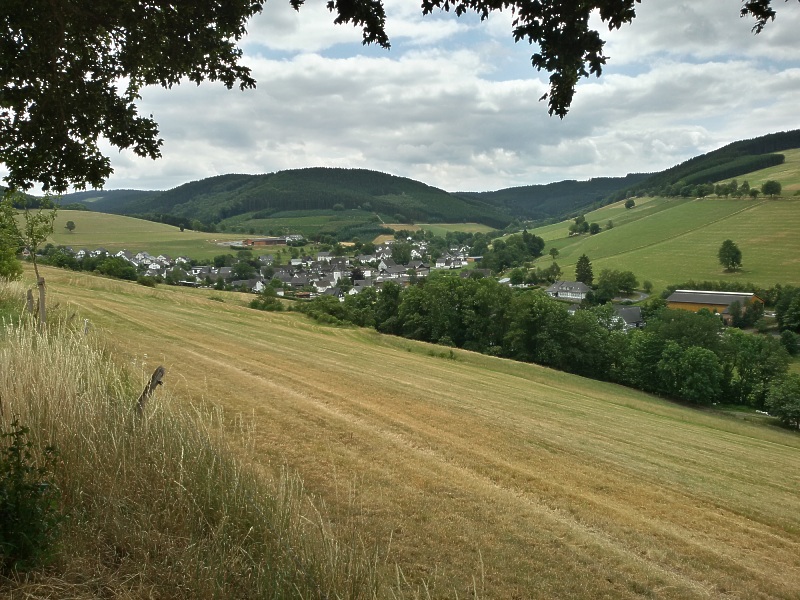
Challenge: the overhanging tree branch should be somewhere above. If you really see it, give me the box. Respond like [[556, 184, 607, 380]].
[[1, 0, 795, 192]]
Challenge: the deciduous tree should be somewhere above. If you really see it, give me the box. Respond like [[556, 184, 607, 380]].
[[766, 374, 800, 428], [761, 180, 782, 197], [718, 239, 742, 271]]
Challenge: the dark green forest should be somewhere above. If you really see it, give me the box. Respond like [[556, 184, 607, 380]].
[[611, 129, 800, 200], [457, 174, 648, 221], [63, 169, 512, 229], [50, 129, 800, 237]]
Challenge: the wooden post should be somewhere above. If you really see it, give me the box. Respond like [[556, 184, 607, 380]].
[[26, 289, 34, 314], [135, 366, 166, 416]]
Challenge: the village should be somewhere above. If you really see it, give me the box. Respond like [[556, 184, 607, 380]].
[[36, 235, 767, 337]]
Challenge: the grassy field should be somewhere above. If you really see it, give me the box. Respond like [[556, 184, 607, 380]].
[[529, 149, 800, 292], [531, 196, 800, 291], [381, 223, 499, 236], [739, 148, 800, 193], [27, 265, 800, 599], [222, 208, 382, 239], [44, 210, 291, 260]]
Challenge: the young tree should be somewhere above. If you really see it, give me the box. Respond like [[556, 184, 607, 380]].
[[549, 247, 559, 260], [575, 254, 593, 286], [718, 239, 743, 271], [624, 199, 636, 209], [0, 194, 56, 326], [65, 220, 76, 232], [391, 242, 412, 265], [589, 222, 601, 235]]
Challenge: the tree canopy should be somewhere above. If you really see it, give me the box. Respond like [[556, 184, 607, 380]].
[[1, 0, 794, 193], [718, 239, 743, 272]]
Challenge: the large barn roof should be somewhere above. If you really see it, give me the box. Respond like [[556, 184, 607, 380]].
[[666, 290, 761, 306]]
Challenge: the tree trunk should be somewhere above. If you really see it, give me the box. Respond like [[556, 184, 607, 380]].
[[37, 276, 46, 329]]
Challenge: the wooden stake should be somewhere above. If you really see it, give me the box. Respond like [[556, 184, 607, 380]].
[[136, 366, 166, 416]]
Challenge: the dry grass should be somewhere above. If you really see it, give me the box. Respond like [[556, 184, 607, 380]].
[[8, 268, 800, 598], [0, 282, 391, 599]]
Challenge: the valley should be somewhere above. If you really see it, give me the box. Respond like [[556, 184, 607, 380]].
[[37, 266, 800, 599]]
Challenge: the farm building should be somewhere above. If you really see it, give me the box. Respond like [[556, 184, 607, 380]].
[[665, 290, 764, 323], [243, 237, 286, 246]]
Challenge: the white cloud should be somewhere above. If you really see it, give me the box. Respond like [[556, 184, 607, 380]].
[[36, 1, 796, 195]]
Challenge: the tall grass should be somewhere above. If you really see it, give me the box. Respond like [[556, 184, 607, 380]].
[[0, 283, 381, 599]]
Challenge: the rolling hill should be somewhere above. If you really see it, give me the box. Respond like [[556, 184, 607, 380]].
[[530, 148, 800, 291], [610, 129, 800, 199], [62, 168, 513, 231], [31, 265, 800, 599], [456, 174, 648, 221]]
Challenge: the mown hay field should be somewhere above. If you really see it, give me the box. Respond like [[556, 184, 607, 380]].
[[34, 266, 800, 599]]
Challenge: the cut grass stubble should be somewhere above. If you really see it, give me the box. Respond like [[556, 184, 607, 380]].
[[0, 298, 383, 599]]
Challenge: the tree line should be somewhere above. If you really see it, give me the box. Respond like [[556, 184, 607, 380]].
[[295, 273, 799, 426]]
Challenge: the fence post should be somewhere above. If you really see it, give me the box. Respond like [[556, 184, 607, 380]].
[[135, 366, 166, 416]]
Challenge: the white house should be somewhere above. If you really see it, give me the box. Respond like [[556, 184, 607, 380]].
[[545, 281, 591, 301]]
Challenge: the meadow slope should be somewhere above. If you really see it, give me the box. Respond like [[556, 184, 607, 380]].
[[47, 211, 246, 259], [532, 196, 800, 291], [36, 267, 800, 599], [532, 149, 800, 291]]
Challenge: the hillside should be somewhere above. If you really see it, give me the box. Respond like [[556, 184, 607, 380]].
[[64, 168, 512, 230], [530, 149, 800, 290], [55, 188, 159, 212], [34, 265, 800, 598], [46, 210, 248, 260], [612, 129, 800, 199], [457, 173, 648, 221]]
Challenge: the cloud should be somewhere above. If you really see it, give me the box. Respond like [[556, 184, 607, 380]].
[[12, 1, 794, 195]]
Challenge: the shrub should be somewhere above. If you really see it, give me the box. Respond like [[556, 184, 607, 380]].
[[137, 275, 157, 287], [0, 419, 62, 573], [249, 295, 283, 311]]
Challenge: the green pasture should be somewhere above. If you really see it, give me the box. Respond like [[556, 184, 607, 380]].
[[735, 148, 800, 193], [382, 222, 498, 237], [221, 208, 380, 238], [533, 197, 800, 291], [46, 210, 257, 260]]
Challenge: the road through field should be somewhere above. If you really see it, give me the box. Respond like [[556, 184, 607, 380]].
[[44, 268, 800, 599]]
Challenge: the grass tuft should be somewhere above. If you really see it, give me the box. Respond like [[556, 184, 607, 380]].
[[0, 312, 383, 599]]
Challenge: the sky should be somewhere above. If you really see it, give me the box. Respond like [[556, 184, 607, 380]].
[[37, 2, 800, 193]]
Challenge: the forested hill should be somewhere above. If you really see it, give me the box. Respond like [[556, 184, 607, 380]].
[[610, 129, 800, 199], [456, 174, 648, 221], [65, 168, 512, 228]]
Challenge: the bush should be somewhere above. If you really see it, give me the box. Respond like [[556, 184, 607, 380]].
[[0, 419, 62, 573], [137, 275, 157, 287], [249, 295, 283, 311]]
